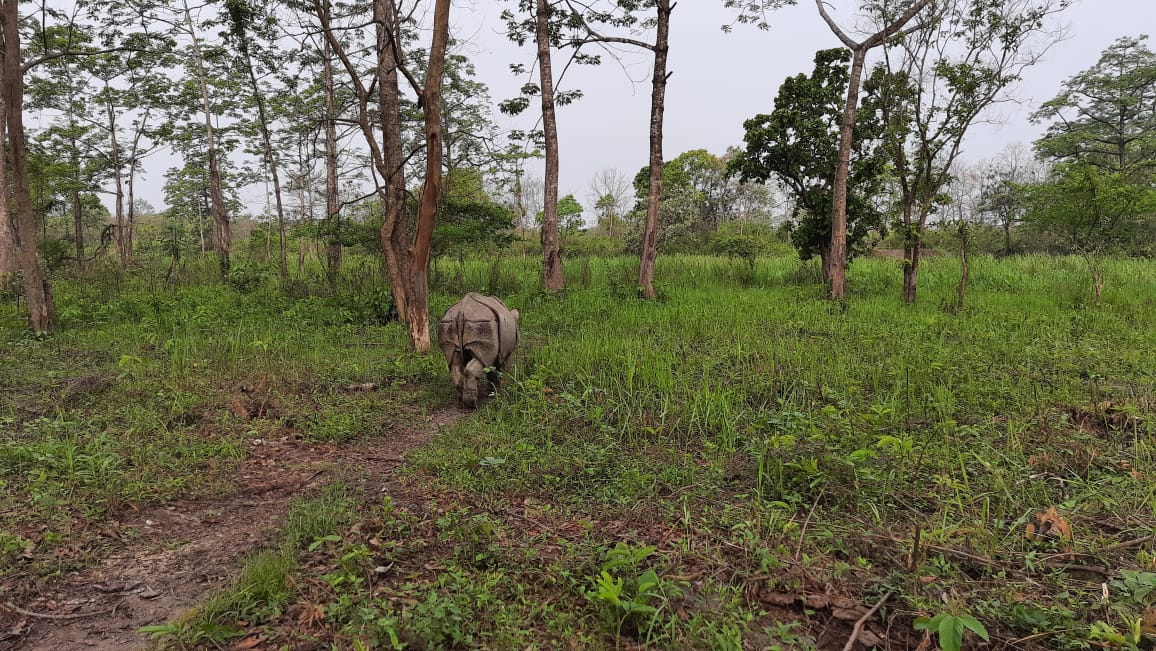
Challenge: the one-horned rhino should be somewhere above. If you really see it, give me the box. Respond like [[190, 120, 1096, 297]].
[[437, 293, 520, 408]]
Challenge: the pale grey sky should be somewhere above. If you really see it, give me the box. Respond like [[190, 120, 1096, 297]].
[[98, 0, 1150, 216], [457, 0, 1150, 208]]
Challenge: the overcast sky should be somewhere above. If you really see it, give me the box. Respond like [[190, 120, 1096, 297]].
[[111, 0, 1150, 215], [452, 0, 1150, 209]]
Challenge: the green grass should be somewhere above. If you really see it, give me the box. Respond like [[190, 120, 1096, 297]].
[[3, 250, 1155, 649]]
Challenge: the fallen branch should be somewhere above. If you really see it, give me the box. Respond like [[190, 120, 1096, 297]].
[[2, 601, 119, 621], [842, 590, 893, 651], [882, 535, 1004, 569], [1098, 533, 1156, 553]]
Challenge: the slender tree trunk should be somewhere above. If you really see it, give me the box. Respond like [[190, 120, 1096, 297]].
[[182, 0, 230, 276], [67, 117, 85, 269], [0, 116, 18, 289], [374, 0, 410, 323], [818, 239, 832, 283], [71, 187, 84, 268], [124, 106, 153, 265], [1, 0, 55, 332], [103, 86, 129, 266], [903, 232, 921, 305], [829, 46, 867, 300], [638, 0, 671, 300], [404, 0, 451, 353], [0, 202, 17, 289], [535, 0, 563, 293], [323, 34, 341, 281], [957, 227, 969, 307], [242, 50, 288, 282]]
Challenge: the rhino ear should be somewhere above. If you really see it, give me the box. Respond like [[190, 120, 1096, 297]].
[[511, 309, 520, 321]]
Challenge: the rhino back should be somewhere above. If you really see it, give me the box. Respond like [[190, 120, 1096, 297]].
[[467, 295, 519, 367]]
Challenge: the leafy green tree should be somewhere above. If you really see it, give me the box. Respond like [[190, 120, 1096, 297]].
[[1020, 163, 1156, 303], [434, 176, 516, 260], [25, 21, 104, 268], [224, 0, 291, 281], [559, 194, 584, 232], [875, 0, 1069, 304], [813, 0, 935, 300], [1032, 36, 1156, 178], [731, 48, 887, 278]]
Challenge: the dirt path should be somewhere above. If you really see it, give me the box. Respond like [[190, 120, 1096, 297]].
[[2, 408, 466, 651]]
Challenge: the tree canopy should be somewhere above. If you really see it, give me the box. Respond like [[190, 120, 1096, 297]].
[[730, 48, 887, 271]]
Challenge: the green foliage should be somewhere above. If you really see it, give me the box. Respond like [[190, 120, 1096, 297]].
[[1111, 571, 1156, 607], [914, 612, 989, 651], [434, 198, 517, 259], [731, 49, 887, 265], [588, 543, 681, 640], [1020, 163, 1156, 257], [1033, 35, 1156, 177]]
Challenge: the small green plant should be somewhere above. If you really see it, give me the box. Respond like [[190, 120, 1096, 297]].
[[588, 542, 680, 640], [1111, 570, 1156, 607], [914, 612, 989, 651]]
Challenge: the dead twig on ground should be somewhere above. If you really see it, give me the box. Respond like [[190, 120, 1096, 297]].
[[841, 590, 893, 651], [1, 600, 120, 621]]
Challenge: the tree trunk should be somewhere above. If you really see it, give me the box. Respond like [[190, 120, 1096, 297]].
[[903, 234, 921, 305], [68, 121, 85, 270], [183, 0, 230, 277], [0, 202, 17, 290], [638, 0, 671, 301], [1, 0, 55, 332], [242, 49, 288, 282], [323, 34, 342, 281], [374, 0, 411, 323], [536, 0, 563, 293], [103, 85, 128, 266], [404, 0, 451, 352], [829, 46, 867, 301], [71, 185, 84, 269], [0, 136, 18, 290], [957, 229, 969, 307], [818, 238, 832, 284]]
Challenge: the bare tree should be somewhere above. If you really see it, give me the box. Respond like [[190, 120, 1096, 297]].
[[978, 141, 1047, 255], [586, 167, 631, 237], [816, 0, 935, 299]]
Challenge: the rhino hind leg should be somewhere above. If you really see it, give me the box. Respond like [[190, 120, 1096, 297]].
[[459, 357, 486, 408]]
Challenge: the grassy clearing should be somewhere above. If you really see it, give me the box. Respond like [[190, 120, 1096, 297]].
[[0, 259, 443, 578], [3, 252, 1155, 649]]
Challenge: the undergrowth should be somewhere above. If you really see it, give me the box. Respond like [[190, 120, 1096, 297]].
[[2, 252, 1155, 649]]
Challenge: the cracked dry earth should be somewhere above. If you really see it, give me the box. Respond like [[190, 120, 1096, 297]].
[[1, 408, 466, 651]]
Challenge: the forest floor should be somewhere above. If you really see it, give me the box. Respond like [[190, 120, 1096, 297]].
[[3, 413, 455, 651], [0, 345, 465, 651], [2, 254, 1156, 650]]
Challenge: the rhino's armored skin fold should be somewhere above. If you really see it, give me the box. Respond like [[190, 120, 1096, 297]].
[[437, 293, 520, 408]]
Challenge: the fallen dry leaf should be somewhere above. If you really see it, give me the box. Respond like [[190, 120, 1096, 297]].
[[232, 636, 264, 650], [759, 592, 796, 607], [1141, 606, 1156, 636], [1026, 506, 1072, 547]]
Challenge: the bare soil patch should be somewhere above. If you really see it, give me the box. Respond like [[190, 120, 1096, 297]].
[[1, 407, 467, 651]]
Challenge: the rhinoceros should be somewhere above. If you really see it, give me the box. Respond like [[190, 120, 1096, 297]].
[[437, 293, 520, 408]]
